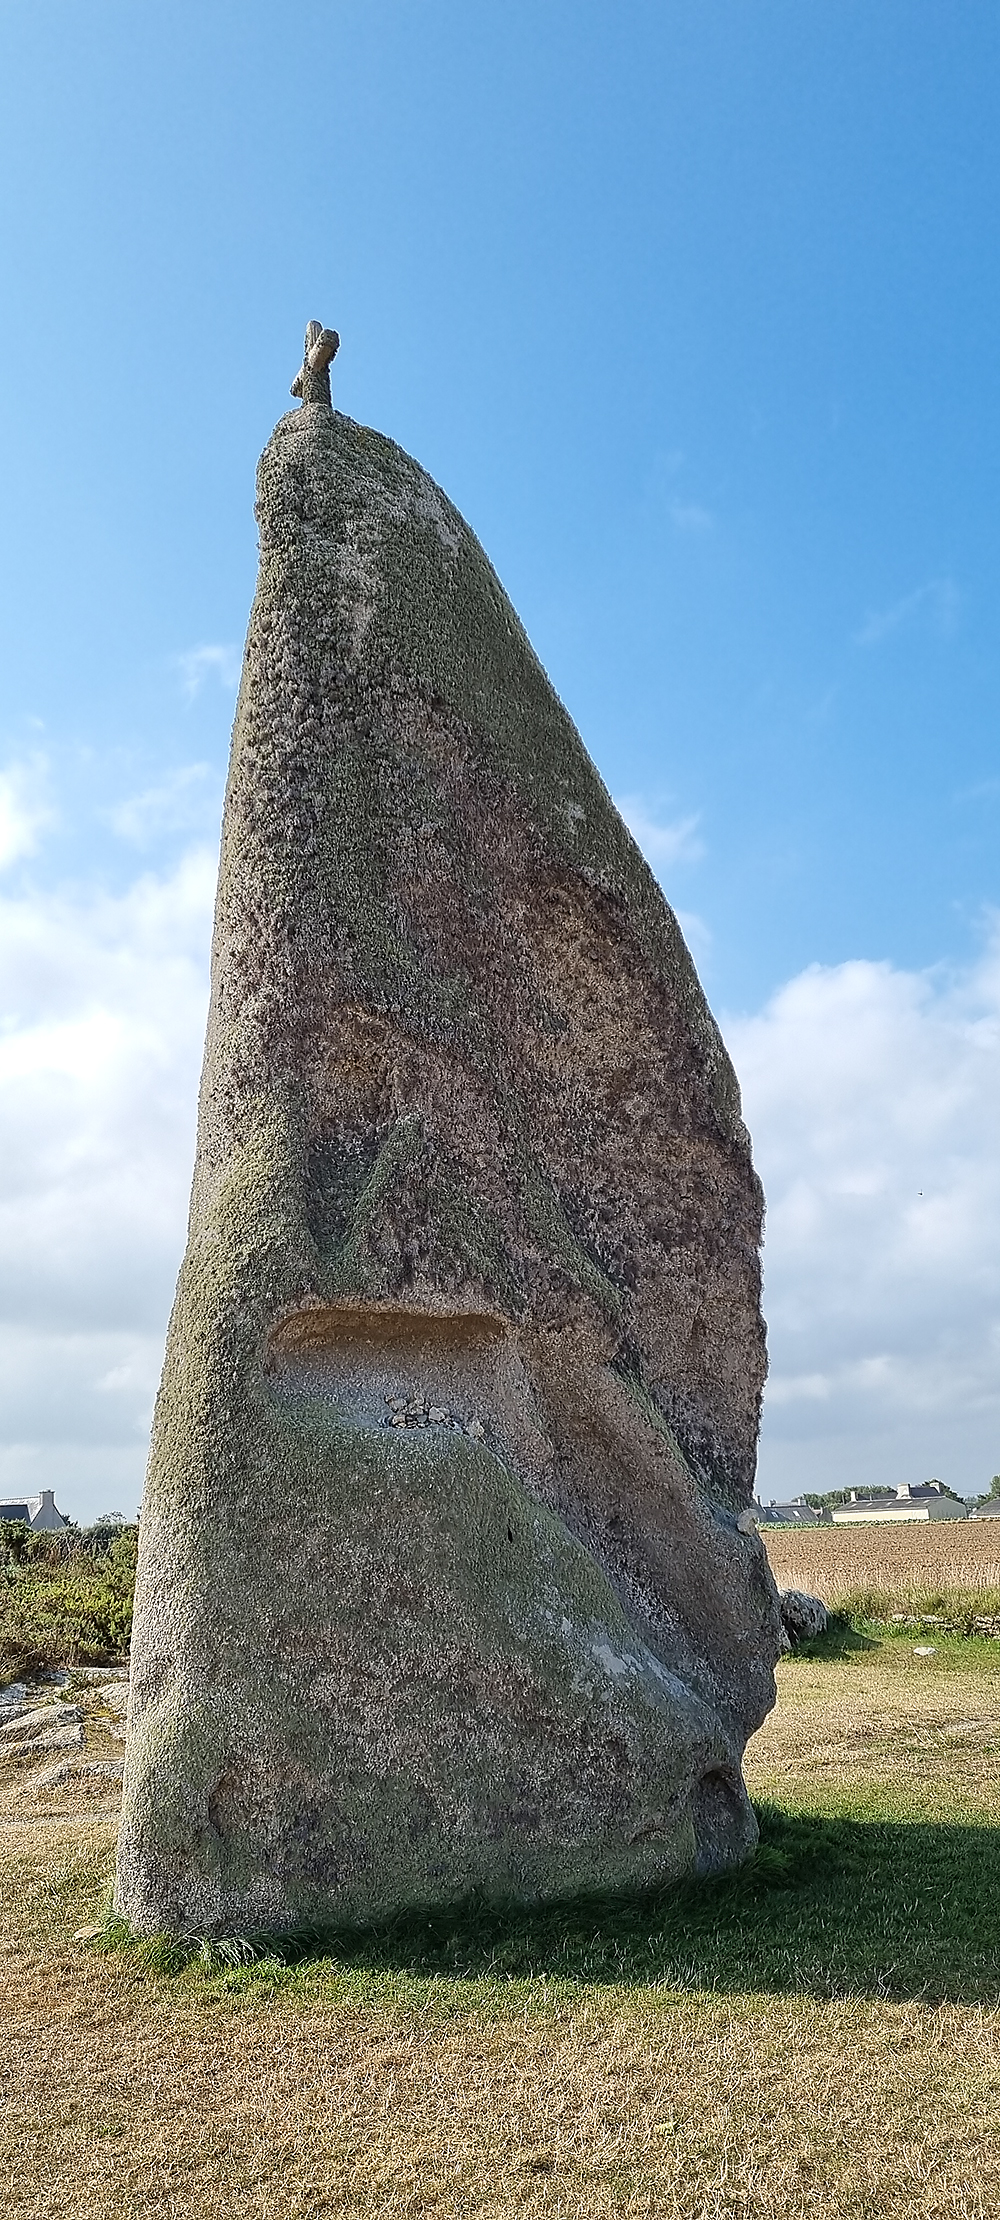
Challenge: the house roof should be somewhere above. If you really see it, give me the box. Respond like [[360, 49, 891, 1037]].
[[840, 1483, 952, 1508], [0, 1493, 68, 1528]]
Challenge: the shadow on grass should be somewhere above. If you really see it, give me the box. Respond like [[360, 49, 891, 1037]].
[[788, 1611, 879, 1661], [101, 1805, 1000, 2005], [786, 1613, 1000, 1662]]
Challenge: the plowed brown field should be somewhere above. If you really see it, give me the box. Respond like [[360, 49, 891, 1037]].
[[762, 1518, 1000, 1614]]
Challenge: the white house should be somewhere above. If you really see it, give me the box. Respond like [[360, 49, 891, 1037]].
[[831, 1482, 966, 1526], [0, 1489, 68, 1531]]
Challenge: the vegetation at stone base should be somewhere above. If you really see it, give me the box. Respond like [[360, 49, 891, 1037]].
[[4, 1637, 999, 2219], [0, 1519, 137, 1677], [763, 1519, 1000, 1635]]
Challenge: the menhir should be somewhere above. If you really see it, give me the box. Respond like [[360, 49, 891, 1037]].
[[115, 321, 781, 1939]]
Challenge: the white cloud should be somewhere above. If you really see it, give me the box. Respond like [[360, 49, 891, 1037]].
[[725, 925, 1000, 1500], [0, 759, 50, 871], [855, 578, 959, 647], [0, 849, 215, 1520], [3, 792, 996, 1528], [616, 795, 705, 869], [176, 642, 242, 700]]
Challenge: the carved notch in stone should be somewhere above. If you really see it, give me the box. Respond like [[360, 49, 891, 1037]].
[[290, 320, 340, 405]]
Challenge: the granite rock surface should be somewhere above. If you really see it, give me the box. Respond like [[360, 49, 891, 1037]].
[[116, 348, 781, 1938], [778, 1590, 829, 1650]]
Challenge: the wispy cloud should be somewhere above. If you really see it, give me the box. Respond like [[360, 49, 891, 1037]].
[[669, 498, 714, 534], [108, 763, 221, 846], [0, 759, 51, 871], [805, 687, 837, 727], [615, 795, 705, 869], [674, 908, 713, 966], [764, 1372, 832, 1407], [176, 643, 242, 701], [855, 578, 959, 648], [955, 775, 1000, 805]]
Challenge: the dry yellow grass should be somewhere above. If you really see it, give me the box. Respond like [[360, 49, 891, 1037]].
[[2, 1647, 1000, 2219], [746, 1639, 1000, 1817], [4, 1905, 1000, 2220], [762, 1518, 1000, 1614], [3, 1819, 1000, 2220]]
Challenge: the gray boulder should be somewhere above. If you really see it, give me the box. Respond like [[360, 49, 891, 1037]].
[[778, 1590, 829, 1650], [115, 325, 781, 1939]]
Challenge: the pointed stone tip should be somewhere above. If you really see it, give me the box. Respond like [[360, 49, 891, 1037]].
[[290, 322, 340, 405]]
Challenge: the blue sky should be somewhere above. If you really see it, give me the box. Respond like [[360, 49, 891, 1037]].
[[0, 2, 997, 1516]]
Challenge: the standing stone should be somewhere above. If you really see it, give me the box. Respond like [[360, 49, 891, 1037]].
[[115, 325, 781, 1938]]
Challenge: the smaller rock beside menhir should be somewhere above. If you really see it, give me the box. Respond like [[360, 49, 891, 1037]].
[[115, 322, 782, 1939], [778, 1590, 829, 1651]]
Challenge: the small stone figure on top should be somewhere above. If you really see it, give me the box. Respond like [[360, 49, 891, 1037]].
[[290, 320, 340, 406]]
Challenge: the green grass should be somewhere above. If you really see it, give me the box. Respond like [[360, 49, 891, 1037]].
[[87, 1620, 1000, 2008], [836, 1588, 1000, 1634], [789, 1611, 1000, 1665], [86, 1795, 999, 2009]]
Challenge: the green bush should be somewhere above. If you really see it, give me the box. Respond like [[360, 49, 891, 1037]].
[[0, 1521, 137, 1676]]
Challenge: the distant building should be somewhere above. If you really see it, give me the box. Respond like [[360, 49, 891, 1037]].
[[753, 1498, 825, 1527], [831, 1482, 966, 1526], [969, 1500, 1000, 1520], [0, 1489, 68, 1532]]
